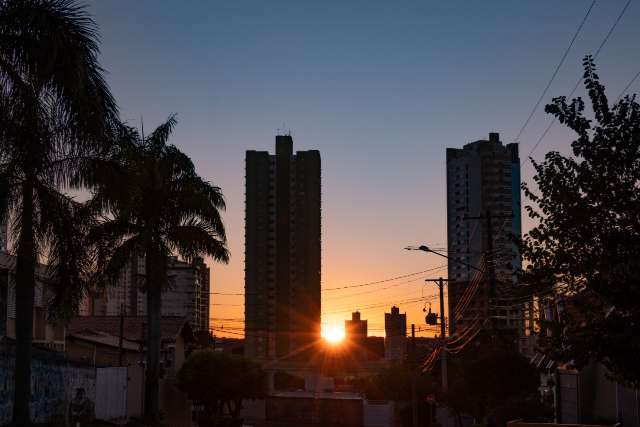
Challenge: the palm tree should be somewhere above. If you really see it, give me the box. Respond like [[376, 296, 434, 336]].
[[89, 116, 229, 423], [0, 1, 117, 424]]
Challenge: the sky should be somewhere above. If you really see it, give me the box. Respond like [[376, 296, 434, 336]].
[[87, 0, 640, 338]]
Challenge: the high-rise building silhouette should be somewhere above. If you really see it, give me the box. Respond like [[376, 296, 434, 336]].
[[446, 132, 522, 332], [244, 135, 321, 360]]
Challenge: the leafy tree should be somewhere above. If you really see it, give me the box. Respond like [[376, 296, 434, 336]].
[[361, 363, 436, 401], [88, 117, 229, 423], [445, 332, 550, 427], [0, 1, 116, 424], [520, 56, 640, 386], [178, 351, 265, 427]]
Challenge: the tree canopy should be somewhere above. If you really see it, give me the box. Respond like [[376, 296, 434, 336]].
[[521, 55, 640, 386], [0, 1, 116, 424], [445, 333, 550, 427], [178, 351, 265, 427], [88, 116, 229, 423]]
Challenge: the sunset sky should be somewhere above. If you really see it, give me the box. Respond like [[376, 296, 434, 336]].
[[88, 1, 640, 338]]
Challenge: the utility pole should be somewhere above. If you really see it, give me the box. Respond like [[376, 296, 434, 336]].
[[406, 245, 482, 336], [424, 278, 449, 393], [406, 246, 485, 395], [438, 277, 448, 393]]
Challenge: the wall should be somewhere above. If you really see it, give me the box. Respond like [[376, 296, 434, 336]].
[[159, 378, 192, 427], [95, 367, 127, 421], [127, 365, 144, 418], [0, 344, 96, 425], [363, 401, 394, 427], [556, 363, 640, 427], [266, 396, 363, 427], [558, 370, 580, 424]]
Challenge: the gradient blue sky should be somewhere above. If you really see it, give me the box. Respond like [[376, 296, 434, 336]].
[[87, 1, 640, 336]]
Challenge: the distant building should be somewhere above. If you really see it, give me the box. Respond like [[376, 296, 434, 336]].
[[384, 306, 406, 362], [0, 252, 65, 351], [88, 254, 145, 316], [244, 135, 321, 360], [345, 311, 367, 342], [446, 132, 522, 333], [345, 311, 368, 359], [87, 256, 211, 333]]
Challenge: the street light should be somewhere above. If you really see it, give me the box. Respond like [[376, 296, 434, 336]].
[[405, 245, 482, 272], [405, 245, 453, 394]]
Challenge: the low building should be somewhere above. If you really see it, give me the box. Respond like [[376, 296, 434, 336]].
[[67, 316, 193, 376], [66, 329, 141, 367]]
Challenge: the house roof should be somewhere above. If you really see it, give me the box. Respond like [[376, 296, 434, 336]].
[[67, 329, 140, 351], [68, 316, 192, 343]]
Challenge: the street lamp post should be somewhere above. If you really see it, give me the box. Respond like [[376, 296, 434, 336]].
[[405, 245, 482, 393]]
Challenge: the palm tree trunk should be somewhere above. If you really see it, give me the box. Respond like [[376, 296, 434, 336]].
[[144, 248, 164, 424], [12, 178, 36, 426]]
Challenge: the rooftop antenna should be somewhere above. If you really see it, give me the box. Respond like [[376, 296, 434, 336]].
[[276, 123, 292, 137]]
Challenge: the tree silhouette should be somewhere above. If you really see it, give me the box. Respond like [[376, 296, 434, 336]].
[[0, 0, 117, 424], [89, 116, 229, 423], [521, 55, 640, 386], [445, 332, 550, 427], [178, 351, 265, 427]]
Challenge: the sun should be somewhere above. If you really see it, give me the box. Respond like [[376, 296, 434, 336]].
[[322, 325, 345, 344]]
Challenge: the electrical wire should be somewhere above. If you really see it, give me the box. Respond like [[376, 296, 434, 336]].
[[514, 0, 596, 143], [322, 265, 448, 291], [616, 69, 640, 101], [527, 0, 633, 160]]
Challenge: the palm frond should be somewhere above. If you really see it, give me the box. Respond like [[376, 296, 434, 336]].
[[28, 180, 92, 320], [0, 0, 118, 135], [146, 114, 177, 149], [166, 220, 229, 264]]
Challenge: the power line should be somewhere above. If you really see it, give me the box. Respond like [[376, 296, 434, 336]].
[[323, 266, 448, 300], [322, 292, 443, 315], [209, 292, 245, 296], [514, 0, 596, 143], [593, 0, 632, 58], [527, 0, 633, 160], [322, 265, 448, 291], [616, 69, 640, 101]]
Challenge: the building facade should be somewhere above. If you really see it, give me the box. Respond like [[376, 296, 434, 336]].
[[0, 252, 65, 350], [445, 132, 522, 333], [244, 135, 321, 360], [384, 306, 406, 362], [87, 256, 211, 333]]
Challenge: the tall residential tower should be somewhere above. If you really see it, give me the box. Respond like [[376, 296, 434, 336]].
[[446, 132, 521, 332], [244, 135, 321, 360]]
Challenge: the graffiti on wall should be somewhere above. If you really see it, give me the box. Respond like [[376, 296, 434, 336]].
[[0, 347, 96, 425]]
